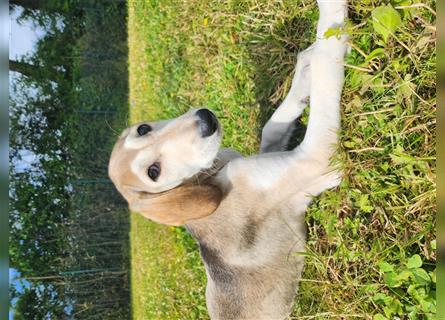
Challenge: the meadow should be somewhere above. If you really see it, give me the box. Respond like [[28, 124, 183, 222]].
[[127, 0, 436, 319]]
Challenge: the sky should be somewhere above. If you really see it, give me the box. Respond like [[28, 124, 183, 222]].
[[9, 7, 46, 61], [9, 6, 46, 320]]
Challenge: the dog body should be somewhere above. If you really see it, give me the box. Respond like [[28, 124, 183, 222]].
[[185, 145, 341, 319], [186, 152, 311, 319], [109, 1, 347, 319]]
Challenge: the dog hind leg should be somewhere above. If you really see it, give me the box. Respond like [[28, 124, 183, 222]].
[[260, 44, 314, 153]]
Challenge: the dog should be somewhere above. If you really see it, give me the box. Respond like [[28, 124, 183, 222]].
[[109, 1, 347, 318]]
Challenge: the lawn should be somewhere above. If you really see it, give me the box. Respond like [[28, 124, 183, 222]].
[[127, 0, 436, 319]]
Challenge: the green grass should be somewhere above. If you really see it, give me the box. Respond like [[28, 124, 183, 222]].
[[128, 0, 436, 319]]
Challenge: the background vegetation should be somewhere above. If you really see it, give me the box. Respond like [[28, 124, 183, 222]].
[[128, 0, 436, 319], [9, 1, 130, 318]]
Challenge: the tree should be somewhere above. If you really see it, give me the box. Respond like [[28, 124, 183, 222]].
[[9, 0, 77, 28], [9, 1, 130, 318], [9, 59, 61, 83], [12, 284, 68, 319]]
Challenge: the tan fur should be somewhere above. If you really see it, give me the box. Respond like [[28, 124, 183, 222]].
[[129, 184, 222, 226], [108, 1, 347, 317], [109, 109, 224, 226], [110, 135, 222, 225]]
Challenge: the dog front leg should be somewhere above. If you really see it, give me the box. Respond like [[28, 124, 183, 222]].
[[229, 1, 348, 197], [297, 0, 348, 163], [259, 0, 347, 193]]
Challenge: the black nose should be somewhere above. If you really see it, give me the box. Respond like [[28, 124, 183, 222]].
[[196, 108, 218, 137]]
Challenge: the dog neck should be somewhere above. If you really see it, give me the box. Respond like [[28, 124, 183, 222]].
[[184, 148, 240, 242]]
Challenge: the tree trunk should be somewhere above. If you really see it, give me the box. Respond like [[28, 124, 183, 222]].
[[9, 59, 60, 83], [9, 60, 39, 78]]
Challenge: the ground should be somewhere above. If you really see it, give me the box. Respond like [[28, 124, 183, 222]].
[[127, 1, 436, 319]]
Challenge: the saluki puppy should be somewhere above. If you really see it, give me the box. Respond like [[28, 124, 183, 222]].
[[109, 1, 348, 319]]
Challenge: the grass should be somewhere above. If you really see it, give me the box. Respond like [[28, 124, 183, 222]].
[[127, 0, 436, 319]]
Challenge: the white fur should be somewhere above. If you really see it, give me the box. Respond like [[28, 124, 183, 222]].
[[109, 1, 348, 319]]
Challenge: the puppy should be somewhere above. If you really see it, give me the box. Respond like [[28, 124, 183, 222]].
[[109, 1, 348, 319]]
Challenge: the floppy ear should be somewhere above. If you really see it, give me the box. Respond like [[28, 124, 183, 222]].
[[128, 184, 222, 226]]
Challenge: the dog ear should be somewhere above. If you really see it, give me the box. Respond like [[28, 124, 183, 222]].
[[128, 184, 222, 226]]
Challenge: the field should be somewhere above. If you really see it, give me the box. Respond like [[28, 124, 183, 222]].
[[127, 0, 436, 319]]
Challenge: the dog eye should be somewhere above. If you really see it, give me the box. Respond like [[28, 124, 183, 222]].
[[147, 163, 161, 181], [137, 124, 152, 136]]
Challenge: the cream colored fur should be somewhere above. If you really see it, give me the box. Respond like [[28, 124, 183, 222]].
[[109, 1, 348, 318]]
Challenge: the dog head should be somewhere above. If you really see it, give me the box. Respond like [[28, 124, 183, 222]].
[[109, 108, 223, 226]]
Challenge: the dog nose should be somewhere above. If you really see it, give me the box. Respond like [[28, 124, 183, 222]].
[[196, 108, 218, 137]]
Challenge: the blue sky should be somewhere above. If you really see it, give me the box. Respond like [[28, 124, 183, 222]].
[[9, 269, 30, 319], [9, 7, 46, 60]]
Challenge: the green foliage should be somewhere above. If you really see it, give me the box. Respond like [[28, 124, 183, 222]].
[[9, 0, 82, 281], [13, 284, 67, 320], [10, 1, 130, 319], [371, 4, 402, 43], [373, 255, 436, 319]]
